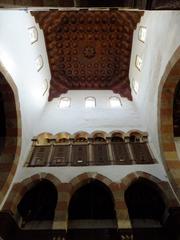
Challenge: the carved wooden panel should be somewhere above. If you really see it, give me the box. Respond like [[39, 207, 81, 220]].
[[32, 10, 143, 101], [130, 143, 154, 164], [71, 145, 89, 166], [49, 145, 70, 166], [27, 140, 156, 167], [29, 146, 50, 166], [92, 144, 110, 165], [111, 142, 131, 164]]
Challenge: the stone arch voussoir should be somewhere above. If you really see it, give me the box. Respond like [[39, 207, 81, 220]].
[[158, 46, 180, 199], [0, 62, 22, 205], [3, 173, 63, 229]]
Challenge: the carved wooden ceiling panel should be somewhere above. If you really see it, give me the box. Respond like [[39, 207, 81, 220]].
[[33, 10, 143, 101]]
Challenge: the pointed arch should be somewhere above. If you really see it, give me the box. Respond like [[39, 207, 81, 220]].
[[121, 171, 178, 208], [3, 173, 61, 216], [69, 172, 113, 195], [158, 46, 180, 198], [68, 172, 118, 229], [0, 62, 22, 205]]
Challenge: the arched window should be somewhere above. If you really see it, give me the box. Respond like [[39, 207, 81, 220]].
[[109, 96, 121, 108], [138, 26, 147, 43], [135, 55, 143, 71], [68, 180, 116, 228], [125, 178, 166, 228], [59, 97, 71, 108], [28, 26, 38, 44], [35, 55, 43, 72], [85, 97, 96, 108], [132, 77, 139, 94], [17, 180, 57, 228]]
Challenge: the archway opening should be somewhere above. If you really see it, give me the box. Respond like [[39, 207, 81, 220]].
[[125, 178, 166, 228], [173, 80, 180, 137], [159, 49, 180, 197], [173, 80, 180, 160], [17, 179, 58, 229], [68, 179, 116, 229], [0, 92, 6, 154], [0, 72, 18, 193]]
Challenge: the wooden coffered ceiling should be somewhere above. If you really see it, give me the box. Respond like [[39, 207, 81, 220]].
[[32, 10, 143, 101]]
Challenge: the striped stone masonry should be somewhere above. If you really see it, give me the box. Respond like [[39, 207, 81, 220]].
[[159, 46, 180, 198], [3, 171, 178, 230], [0, 65, 21, 205]]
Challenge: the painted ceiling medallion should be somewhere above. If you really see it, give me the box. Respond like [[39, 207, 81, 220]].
[[83, 46, 96, 59], [32, 10, 143, 101]]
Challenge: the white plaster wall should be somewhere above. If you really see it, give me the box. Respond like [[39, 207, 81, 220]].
[[0, 10, 51, 162], [1, 10, 179, 207], [15, 87, 168, 187], [35, 90, 143, 134], [129, 11, 180, 160], [16, 164, 168, 183], [0, 10, 51, 207]]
